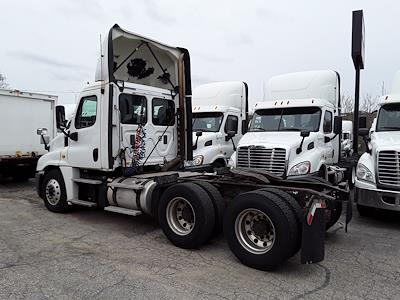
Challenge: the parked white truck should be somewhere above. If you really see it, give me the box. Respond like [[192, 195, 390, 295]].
[[341, 120, 353, 158], [355, 71, 400, 215], [229, 70, 356, 223], [36, 25, 349, 271], [191, 81, 248, 169], [0, 89, 57, 180]]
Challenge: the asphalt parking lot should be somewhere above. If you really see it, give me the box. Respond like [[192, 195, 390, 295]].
[[1, 179, 400, 299]]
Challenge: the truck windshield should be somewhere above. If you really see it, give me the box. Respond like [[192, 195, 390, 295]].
[[192, 112, 224, 132], [377, 104, 400, 131], [249, 107, 321, 132]]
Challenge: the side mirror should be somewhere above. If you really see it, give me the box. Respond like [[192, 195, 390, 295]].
[[225, 130, 236, 141], [359, 116, 367, 129], [36, 128, 48, 136], [300, 130, 310, 137], [334, 116, 342, 134], [196, 131, 203, 137], [225, 116, 238, 133], [56, 105, 66, 129], [359, 128, 370, 137]]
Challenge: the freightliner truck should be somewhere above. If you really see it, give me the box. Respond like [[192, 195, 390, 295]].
[[36, 25, 349, 271], [191, 81, 248, 169], [229, 71, 356, 224], [356, 71, 400, 215]]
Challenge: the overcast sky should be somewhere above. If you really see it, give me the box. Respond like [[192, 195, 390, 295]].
[[1, 0, 399, 107]]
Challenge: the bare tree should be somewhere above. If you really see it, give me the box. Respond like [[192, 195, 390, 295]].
[[361, 93, 379, 113], [0, 73, 9, 88], [341, 93, 354, 113]]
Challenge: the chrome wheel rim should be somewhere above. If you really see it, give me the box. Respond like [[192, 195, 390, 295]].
[[45, 179, 61, 205], [166, 197, 195, 236], [235, 208, 275, 255]]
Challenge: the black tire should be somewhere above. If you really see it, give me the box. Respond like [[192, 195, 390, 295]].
[[260, 188, 303, 256], [357, 204, 375, 217], [41, 169, 70, 213], [158, 182, 215, 249], [194, 181, 225, 236], [223, 190, 298, 271]]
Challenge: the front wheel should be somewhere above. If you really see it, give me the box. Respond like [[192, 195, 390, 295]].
[[41, 169, 70, 213], [224, 190, 299, 271]]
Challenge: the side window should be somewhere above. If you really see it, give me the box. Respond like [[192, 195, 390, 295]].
[[152, 98, 175, 126], [75, 96, 97, 129], [119, 94, 147, 124], [323, 111, 333, 133], [225, 115, 238, 133]]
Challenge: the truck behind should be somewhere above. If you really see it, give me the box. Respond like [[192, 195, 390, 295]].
[[0, 89, 57, 180]]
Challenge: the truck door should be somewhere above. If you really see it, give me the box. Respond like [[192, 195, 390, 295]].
[[118, 91, 177, 167], [322, 110, 335, 164], [66, 90, 102, 169], [146, 97, 177, 163]]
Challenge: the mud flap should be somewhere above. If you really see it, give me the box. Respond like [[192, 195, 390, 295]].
[[300, 206, 325, 264]]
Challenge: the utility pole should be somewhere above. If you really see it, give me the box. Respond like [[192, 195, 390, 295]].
[[351, 10, 365, 156]]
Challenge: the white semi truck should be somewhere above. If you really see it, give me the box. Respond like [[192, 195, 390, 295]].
[[229, 70, 356, 222], [355, 71, 400, 215], [341, 120, 353, 158], [191, 81, 248, 169], [0, 89, 57, 180], [36, 25, 349, 271]]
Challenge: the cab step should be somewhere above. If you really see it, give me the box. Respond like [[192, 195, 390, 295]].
[[68, 199, 97, 207], [104, 206, 142, 216]]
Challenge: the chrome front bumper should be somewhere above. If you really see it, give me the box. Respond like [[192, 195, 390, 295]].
[[355, 184, 400, 211]]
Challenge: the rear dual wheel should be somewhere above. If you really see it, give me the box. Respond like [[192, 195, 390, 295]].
[[223, 190, 300, 271], [158, 182, 215, 249]]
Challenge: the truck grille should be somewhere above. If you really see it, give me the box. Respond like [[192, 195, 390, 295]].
[[378, 151, 400, 186], [237, 146, 286, 176]]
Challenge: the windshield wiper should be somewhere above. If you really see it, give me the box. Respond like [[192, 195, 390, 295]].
[[280, 128, 302, 131], [250, 128, 267, 131], [379, 126, 400, 130]]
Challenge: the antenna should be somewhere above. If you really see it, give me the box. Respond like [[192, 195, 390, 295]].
[[100, 34, 105, 94]]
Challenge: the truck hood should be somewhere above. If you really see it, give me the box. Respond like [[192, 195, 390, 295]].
[[372, 131, 400, 148], [238, 132, 303, 151]]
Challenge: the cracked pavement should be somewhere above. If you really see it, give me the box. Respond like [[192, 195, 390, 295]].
[[1, 179, 400, 299]]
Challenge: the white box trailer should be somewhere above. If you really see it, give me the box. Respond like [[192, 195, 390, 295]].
[[0, 89, 57, 180]]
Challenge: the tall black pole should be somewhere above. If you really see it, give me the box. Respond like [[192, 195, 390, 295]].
[[351, 10, 365, 157], [353, 64, 360, 155]]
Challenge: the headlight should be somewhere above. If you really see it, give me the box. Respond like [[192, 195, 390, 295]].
[[288, 161, 311, 176], [193, 155, 204, 166], [356, 163, 374, 183]]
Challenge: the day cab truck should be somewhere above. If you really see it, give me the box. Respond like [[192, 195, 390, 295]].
[[356, 71, 400, 215], [0, 89, 57, 180], [229, 70, 356, 222], [36, 25, 349, 271], [191, 81, 248, 169]]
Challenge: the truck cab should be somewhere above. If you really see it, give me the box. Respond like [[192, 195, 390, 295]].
[[355, 71, 400, 214], [191, 81, 248, 168], [229, 70, 343, 183]]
